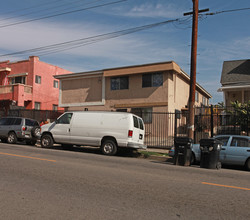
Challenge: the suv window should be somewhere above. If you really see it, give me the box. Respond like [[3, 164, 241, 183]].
[[133, 116, 139, 128], [13, 118, 22, 125], [25, 119, 38, 126], [0, 118, 16, 125]]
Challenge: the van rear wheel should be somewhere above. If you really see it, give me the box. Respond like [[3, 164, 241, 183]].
[[101, 139, 117, 156]]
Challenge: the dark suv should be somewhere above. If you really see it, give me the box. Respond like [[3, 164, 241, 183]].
[[0, 117, 40, 145]]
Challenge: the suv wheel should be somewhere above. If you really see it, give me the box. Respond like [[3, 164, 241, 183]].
[[41, 134, 54, 148], [8, 132, 17, 144]]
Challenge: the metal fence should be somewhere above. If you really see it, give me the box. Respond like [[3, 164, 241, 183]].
[[0, 109, 64, 123], [1, 106, 249, 149]]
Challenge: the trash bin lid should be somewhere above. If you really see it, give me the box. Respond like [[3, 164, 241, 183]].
[[174, 137, 193, 145]]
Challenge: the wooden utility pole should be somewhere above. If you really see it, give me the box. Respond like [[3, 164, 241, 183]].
[[184, 0, 209, 139], [187, 0, 199, 139]]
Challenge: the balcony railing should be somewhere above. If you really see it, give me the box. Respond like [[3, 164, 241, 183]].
[[0, 84, 32, 94]]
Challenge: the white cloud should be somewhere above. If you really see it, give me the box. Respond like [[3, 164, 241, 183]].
[[121, 3, 185, 18]]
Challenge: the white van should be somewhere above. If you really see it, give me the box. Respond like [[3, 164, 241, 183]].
[[40, 111, 146, 155]]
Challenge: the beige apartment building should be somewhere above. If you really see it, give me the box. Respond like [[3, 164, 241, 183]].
[[55, 61, 211, 113], [54, 61, 211, 147]]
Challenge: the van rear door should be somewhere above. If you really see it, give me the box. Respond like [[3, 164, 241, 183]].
[[132, 116, 145, 145]]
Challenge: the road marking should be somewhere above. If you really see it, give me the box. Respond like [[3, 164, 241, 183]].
[[202, 182, 250, 191], [0, 152, 56, 162]]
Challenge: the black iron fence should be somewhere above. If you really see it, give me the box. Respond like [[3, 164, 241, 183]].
[[0, 106, 249, 149], [0, 109, 64, 124]]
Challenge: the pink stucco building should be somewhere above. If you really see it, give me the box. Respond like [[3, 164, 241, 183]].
[[0, 56, 71, 112]]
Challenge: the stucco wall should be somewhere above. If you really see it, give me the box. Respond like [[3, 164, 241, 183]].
[[105, 72, 168, 109], [61, 77, 102, 104], [0, 56, 71, 110]]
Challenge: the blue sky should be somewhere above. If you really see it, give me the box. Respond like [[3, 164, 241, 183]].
[[0, 0, 249, 104]]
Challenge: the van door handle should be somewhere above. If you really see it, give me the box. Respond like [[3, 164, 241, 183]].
[[68, 128, 70, 132], [221, 148, 226, 150]]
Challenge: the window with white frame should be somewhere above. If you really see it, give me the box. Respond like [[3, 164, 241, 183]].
[[202, 96, 207, 106], [10, 76, 26, 84], [53, 104, 58, 111], [53, 80, 59, 88], [35, 102, 41, 110], [35, 75, 41, 84], [195, 91, 199, 102]]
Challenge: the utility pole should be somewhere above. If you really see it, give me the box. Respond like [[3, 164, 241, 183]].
[[184, 0, 209, 139]]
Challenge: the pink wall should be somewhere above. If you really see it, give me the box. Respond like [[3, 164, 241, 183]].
[[0, 56, 71, 110]]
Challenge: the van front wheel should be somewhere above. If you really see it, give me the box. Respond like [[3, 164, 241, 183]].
[[101, 139, 117, 156], [41, 134, 54, 148]]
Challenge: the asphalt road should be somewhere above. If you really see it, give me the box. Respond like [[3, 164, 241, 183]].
[[0, 143, 249, 220]]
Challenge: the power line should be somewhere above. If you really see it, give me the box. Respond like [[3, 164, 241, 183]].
[[0, 18, 180, 57], [0, 0, 127, 28], [1, 6, 248, 58], [0, 0, 105, 23], [205, 7, 250, 15], [0, 0, 63, 16]]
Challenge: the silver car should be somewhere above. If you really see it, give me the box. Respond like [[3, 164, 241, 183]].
[[0, 117, 40, 145], [169, 135, 250, 170]]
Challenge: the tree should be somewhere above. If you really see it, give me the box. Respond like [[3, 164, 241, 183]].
[[228, 101, 250, 133]]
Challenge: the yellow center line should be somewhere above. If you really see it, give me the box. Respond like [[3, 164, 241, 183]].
[[202, 182, 250, 191], [0, 152, 56, 162]]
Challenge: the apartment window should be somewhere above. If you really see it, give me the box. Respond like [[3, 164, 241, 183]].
[[195, 91, 199, 102], [11, 76, 26, 84], [53, 80, 59, 88], [53, 105, 58, 111], [111, 76, 129, 90], [202, 96, 207, 106], [35, 102, 41, 110], [131, 107, 152, 123], [142, 72, 163, 88], [35, 75, 41, 84]]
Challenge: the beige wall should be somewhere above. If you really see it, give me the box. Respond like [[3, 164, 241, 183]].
[[105, 71, 169, 110], [58, 62, 211, 112], [61, 76, 102, 105]]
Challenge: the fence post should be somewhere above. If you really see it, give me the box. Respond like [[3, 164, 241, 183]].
[[247, 106, 249, 136], [210, 105, 214, 137]]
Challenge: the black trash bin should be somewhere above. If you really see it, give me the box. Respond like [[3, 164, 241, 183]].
[[199, 138, 222, 169], [174, 137, 193, 166]]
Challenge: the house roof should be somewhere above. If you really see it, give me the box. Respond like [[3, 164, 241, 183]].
[[220, 59, 250, 86]]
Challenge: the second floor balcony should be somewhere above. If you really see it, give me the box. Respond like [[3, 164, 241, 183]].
[[0, 84, 33, 105]]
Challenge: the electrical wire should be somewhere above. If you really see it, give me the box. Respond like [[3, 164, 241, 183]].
[[0, 18, 180, 57], [0, 0, 105, 23], [205, 7, 250, 15], [0, 0, 127, 28]]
